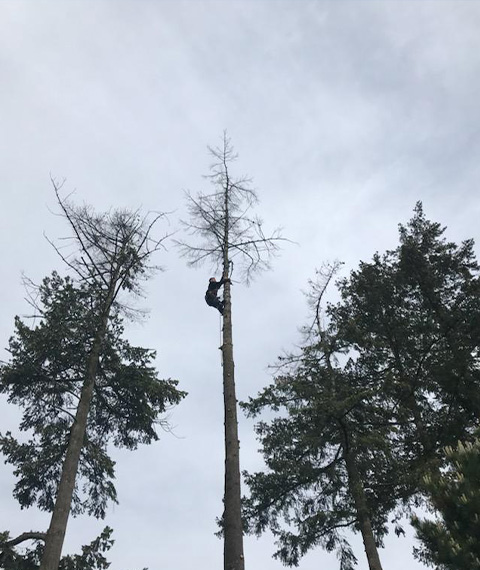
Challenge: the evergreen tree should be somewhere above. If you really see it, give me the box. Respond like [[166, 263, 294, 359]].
[[0, 187, 186, 570], [412, 434, 480, 569], [242, 266, 395, 570], [242, 205, 480, 569], [0, 273, 184, 518], [330, 202, 480, 484]]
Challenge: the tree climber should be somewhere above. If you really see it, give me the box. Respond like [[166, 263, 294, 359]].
[[205, 276, 230, 315]]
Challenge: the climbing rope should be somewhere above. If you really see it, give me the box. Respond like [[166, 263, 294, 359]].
[[219, 311, 223, 346], [219, 312, 224, 366]]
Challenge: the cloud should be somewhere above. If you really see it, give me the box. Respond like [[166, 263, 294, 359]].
[[1, 2, 479, 569]]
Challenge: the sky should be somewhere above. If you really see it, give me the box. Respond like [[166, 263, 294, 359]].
[[1, 1, 480, 569]]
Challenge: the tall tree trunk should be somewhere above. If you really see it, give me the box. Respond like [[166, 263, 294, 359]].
[[344, 447, 383, 570], [39, 308, 111, 570], [221, 276, 245, 570]]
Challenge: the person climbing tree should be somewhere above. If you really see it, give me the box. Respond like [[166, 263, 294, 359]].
[[205, 276, 230, 314], [179, 133, 285, 570]]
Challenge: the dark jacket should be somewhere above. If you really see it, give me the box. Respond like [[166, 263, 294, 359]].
[[205, 277, 228, 298]]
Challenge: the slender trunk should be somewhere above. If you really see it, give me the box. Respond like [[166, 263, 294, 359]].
[[343, 446, 383, 570], [39, 305, 111, 570], [222, 278, 244, 570], [221, 174, 244, 570]]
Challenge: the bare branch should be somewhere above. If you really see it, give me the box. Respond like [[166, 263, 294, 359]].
[[46, 180, 170, 317], [50, 177, 110, 288], [305, 261, 344, 341], [179, 135, 286, 282]]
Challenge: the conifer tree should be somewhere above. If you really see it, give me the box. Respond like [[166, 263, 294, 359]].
[[0, 186, 185, 570], [178, 134, 284, 570], [412, 434, 480, 569], [242, 205, 480, 569], [242, 265, 393, 570], [330, 202, 480, 484]]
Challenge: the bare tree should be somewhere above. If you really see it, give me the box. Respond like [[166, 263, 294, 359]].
[[36, 181, 172, 570], [177, 134, 285, 570]]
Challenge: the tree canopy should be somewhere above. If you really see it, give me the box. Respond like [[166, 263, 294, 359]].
[[242, 204, 480, 570], [0, 272, 184, 519], [1, 191, 186, 570]]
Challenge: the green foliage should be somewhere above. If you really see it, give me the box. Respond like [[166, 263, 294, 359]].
[[242, 334, 400, 569], [57, 527, 113, 570], [330, 203, 480, 464], [0, 527, 147, 570], [412, 436, 480, 569], [0, 272, 186, 518], [242, 204, 480, 568]]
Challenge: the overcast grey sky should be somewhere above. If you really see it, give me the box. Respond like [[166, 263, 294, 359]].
[[1, 1, 480, 569]]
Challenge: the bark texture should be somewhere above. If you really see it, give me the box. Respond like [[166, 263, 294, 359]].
[[221, 277, 245, 570], [39, 306, 111, 570], [344, 447, 384, 570]]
